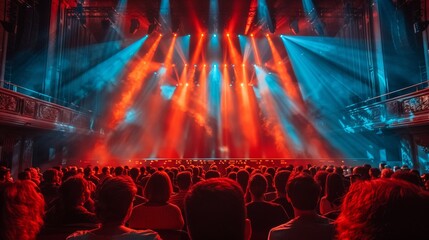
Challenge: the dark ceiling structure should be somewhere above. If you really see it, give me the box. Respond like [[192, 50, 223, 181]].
[[70, 0, 366, 40]]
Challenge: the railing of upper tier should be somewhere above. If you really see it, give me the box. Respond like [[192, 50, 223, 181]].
[[346, 80, 429, 109], [0, 80, 92, 113], [342, 81, 429, 132], [0, 83, 93, 133]]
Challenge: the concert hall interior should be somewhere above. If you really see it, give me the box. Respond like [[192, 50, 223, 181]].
[[1, 0, 428, 170], [1, 1, 429, 240]]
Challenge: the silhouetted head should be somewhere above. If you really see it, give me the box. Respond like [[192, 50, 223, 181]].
[[95, 176, 137, 225], [287, 174, 321, 211], [185, 178, 250, 240]]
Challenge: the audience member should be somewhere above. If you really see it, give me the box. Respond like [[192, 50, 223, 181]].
[[269, 174, 335, 240], [381, 168, 394, 178], [128, 171, 184, 230], [247, 173, 289, 240], [83, 167, 100, 186], [185, 178, 251, 240], [205, 170, 221, 179], [97, 167, 111, 183], [236, 169, 250, 192], [272, 170, 294, 218], [319, 173, 345, 216], [391, 170, 422, 187], [192, 167, 203, 184], [169, 171, 192, 214], [45, 175, 97, 226], [228, 171, 237, 181], [67, 176, 161, 240], [0, 180, 45, 240], [369, 167, 381, 179], [313, 171, 328, 197], [40, 168, 61, 208], [0, 166, 12, 184], [336, 178, 429, 240]]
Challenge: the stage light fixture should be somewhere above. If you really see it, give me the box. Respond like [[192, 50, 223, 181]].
[[173, 33, 177, 37], [147, 22, 156, 34], [213, 34, 217, 37], [250, 33, 254, 37], [289, 18, 299, 35], [159, 33, 163, 37], [201, 33, 204, 37], [130, 18, 140, 34], [414, 21, 429, 34], [266, 33, 269, 37], [227, 33, 230, 37]]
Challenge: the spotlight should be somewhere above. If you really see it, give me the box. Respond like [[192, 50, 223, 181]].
[[194, 64, 197, 67], [227, 33, 230, 37], [213, 34, 217, 37], [289, 18, 299, 35], [201, 33, 204, 37], [203, 64, 207, 67], [185, 83, 189, 87], [414, 21, 429, 34], [266, 33, 269, 37], [148, 22, 157, 34], [224, 64, 227, 67], [173, 33, 177, 37], [159, 34, 163, 37], [250, 33, 254, 37], [130, 18, 140, 34], [242, 63, 245, 67], [185, 64, 188, 67]]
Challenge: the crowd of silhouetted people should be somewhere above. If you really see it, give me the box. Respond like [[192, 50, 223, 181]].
[[1, 162, 429, 240]]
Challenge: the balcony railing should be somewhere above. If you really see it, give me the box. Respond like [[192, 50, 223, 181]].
[[341, 81, 429, 132], [0, 82, 94, 133]]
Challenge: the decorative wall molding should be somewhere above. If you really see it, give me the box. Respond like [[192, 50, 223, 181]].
[[402, 94, 429, 114], [0, 92, 19, 112], [23, 99, 36, 118], [0, 88, 92, 133], [38, 104, 61, 122]]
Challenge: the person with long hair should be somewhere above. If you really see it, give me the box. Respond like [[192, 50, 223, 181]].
[[337, 178, 429, 239], [319, 173, 346, 215], [128, 171, 184, 230], [0, 180, 45, 240]]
